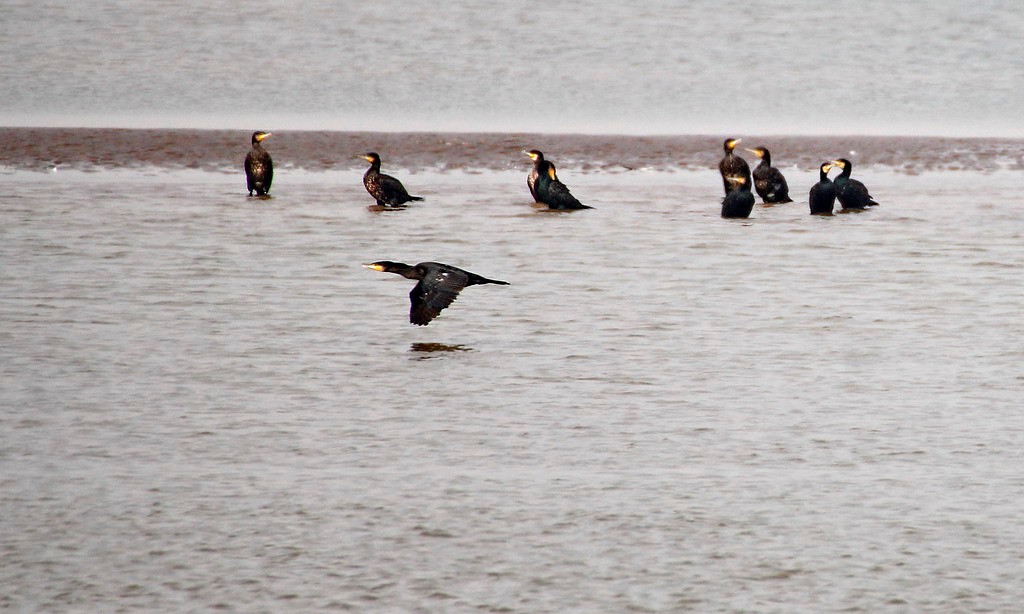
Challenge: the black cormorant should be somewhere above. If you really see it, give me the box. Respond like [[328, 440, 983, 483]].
[[244, 131, 273, 196], [524, 149, 545, 203], [359, 153, 423, 207], [746, 146, 793, 203], [808, 162, 836, 215], [719, 138, 751, 195], [364, 261, 509, 326], [831, 158, 879, 210], [534, 162, 593, 210], [721, 176, 755, 218]]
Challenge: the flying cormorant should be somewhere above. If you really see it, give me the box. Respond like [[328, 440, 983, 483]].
[[359, 153, 423, 207], [364, 261, 509, 326]]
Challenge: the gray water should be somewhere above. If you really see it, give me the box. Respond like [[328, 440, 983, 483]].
[[3, 1, 1024, 610], [3, 142, 1024, 611], [2, 0, 1023, 136]]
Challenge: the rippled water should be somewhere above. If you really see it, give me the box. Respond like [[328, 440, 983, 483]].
[[3, 131, 1024, 611]]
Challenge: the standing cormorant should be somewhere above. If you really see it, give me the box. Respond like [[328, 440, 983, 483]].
[[244, 131, 273, 196], [364, 261, 509, 326], [808, 162, 836, 215], [830, 158, 879, 210], [746, 146, 793, 204], [719, 138, 751, 195], [359, 153, 423, 207], [721, 176, 755, 219], [524, 149, 546, 203], [534, 162, 593, 210]]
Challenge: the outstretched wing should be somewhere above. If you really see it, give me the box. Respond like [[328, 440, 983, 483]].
[[408, 266, 470, 325]]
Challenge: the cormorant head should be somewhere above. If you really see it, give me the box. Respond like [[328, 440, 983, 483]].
[[251, 131, 271, 144], [364, 260, 404, 273], [820, 162, 833, 174], [725, 175, 747, 188], [723, 137, 741, 152], [359, 152, 381, 164], [745, 146, 768, 159], [831, 158, 851, 170], [364, 261, 420, 279], [524, 149, 544, 161]]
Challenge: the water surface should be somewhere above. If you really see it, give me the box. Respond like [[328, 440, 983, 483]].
[[2, 130, 1024, 611]]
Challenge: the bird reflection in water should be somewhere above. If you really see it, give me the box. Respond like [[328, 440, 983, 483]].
[[366, 203, 408, 212], [409, 342, 474, 359]]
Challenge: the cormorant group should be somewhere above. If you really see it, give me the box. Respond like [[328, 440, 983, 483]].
[[239, 132, 880, 323], [715, 138, 878, 218]]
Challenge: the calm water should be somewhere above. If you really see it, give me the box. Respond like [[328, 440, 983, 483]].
[[2, 130, 1024, 611], [2, 0, 1023, 136]]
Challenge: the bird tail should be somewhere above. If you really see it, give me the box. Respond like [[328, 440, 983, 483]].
[[408, 196, 424, 202]]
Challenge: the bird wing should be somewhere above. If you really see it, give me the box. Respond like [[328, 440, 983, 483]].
[[527, 169, 539, 201], [545, 179, 589, 210], [762, 167, 789, 200], [719, 156, 751, 193], [840, 179, 878, 206], [379, 173, 413, 204], [809, 182, 823, 201], [245, 150, 272, 191], [244, 151, 257, 190], [408, 266, 470, 325], [719, 156, 751, 178], [850, 179, 878, 204], [809, 181, 835, 211]]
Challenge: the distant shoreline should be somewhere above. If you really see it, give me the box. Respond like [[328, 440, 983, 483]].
[[2, 127, 1022, 174]]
